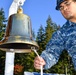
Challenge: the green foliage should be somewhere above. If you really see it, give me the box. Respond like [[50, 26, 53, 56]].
[[0, 8, 7, 40], [36, 25, 46, 52], [0, 8, 7, 75], [15, 52, 40, 73], [45, 16, 55, 43]]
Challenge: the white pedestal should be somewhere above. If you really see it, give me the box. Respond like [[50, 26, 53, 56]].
[[4, 51, 15, 75]]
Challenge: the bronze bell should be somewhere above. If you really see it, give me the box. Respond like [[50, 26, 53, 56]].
[[0, 7, 39, 53]]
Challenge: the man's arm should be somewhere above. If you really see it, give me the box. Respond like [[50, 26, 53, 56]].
[[41, 30, 64, 69]]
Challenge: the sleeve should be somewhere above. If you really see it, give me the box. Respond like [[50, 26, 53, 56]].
[[40, 30, 65, 69]]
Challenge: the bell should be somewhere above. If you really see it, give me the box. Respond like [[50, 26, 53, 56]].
[[0, 7, 39, 53]]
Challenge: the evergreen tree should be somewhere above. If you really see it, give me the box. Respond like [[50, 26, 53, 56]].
[[0, 8, 7, 75], [45, 16, 55, 44], [15, 52, 37, 73], [36, 25, 45, 52], [0, 8, 7, 40]]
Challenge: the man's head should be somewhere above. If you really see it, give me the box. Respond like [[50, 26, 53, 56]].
[[56, 0, 76, 22]]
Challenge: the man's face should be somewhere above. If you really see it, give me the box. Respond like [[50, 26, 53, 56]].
[[59, 0, 76, 21]]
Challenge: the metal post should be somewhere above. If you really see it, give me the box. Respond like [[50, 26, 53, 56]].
[[4, 51, 15, 75]]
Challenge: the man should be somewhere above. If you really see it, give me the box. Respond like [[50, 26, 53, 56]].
[[34, 0, 76, 71]]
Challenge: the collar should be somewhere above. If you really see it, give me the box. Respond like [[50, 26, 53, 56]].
[[66, 20, 76, 27]]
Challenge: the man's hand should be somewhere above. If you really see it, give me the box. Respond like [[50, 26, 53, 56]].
[[34, 56, 46, 70]]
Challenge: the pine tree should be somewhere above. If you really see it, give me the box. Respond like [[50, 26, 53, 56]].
[[0, 8, 7, 40], [0, 8, 7, 75], [45, 16, 55, 44], [36, 25, 45, 52]]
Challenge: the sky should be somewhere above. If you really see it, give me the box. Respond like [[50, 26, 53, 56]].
[[0, 0, 66, 34]]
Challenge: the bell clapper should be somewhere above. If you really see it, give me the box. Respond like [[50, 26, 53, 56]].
[[31, 47, 43, 75]]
